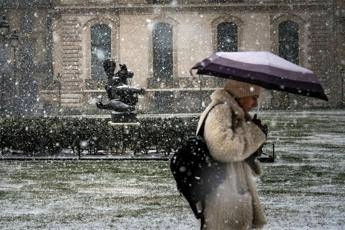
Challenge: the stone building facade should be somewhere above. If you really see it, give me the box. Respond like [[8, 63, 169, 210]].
[[1, 0, 344, 114], [0, 0, 54, 115]]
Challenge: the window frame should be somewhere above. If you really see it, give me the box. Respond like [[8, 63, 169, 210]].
[[216, 21, 238, 52], [152, 22, 174, 79], [82, 17, 119, 85], [278, 20, 299, 65], [212, 16, 243, 53], [148, 16, 178, 80], [271, 14, 308, 67], [90, 23, 112, 80]]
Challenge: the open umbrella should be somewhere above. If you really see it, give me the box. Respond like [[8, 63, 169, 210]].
[[191, 51, 328, 101]]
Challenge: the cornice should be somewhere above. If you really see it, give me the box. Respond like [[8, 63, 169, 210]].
[[53, 2, 332, 14]]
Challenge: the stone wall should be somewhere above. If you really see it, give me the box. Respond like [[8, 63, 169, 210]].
[[58, 16, 83, 107], [2, 0, 342, 114], [0, 2, 54, 114]]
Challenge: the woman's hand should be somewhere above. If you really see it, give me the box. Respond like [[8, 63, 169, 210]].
[[252, 114, 268, 136]]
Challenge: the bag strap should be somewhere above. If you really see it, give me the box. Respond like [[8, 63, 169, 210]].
[[196, 101, 223, 137], [194, 102, 224, 222]]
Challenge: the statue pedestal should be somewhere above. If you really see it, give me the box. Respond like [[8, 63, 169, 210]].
[[111, 112, 138, 123], [108, 121, 140, 126]]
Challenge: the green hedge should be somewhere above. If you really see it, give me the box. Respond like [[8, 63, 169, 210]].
[[0, 116, 199, 156]]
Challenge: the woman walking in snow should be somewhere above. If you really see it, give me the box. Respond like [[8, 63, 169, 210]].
[[196, 79, 267, 229]]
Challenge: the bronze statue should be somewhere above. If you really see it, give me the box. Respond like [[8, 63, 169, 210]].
[[96, 59, 145, 121]]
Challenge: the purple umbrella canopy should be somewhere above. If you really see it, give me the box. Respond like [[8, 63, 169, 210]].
[[191, 51, 328, 101]]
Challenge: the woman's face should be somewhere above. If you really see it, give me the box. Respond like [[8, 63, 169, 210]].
[[238, 95, 259, 112]]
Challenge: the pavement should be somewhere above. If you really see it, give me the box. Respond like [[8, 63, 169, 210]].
[[0, 153, 170, 161]]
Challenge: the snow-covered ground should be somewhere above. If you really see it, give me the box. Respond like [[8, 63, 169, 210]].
[[0, 110, 344, 229]]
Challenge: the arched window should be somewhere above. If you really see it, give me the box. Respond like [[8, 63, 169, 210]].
[[279, 21, 299, 64], [91, 24, 111, 80], [217, 22, 238, 52], [152, 22, 173, 79]]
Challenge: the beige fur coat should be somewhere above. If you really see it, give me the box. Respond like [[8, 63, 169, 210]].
[[196, 89, 267, 230]]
